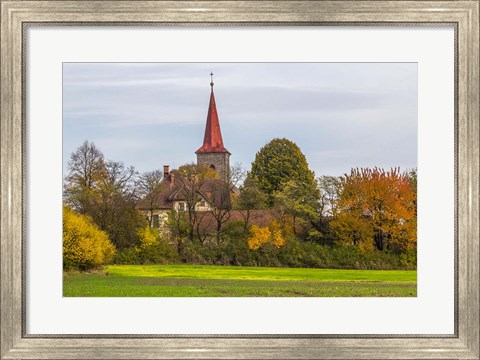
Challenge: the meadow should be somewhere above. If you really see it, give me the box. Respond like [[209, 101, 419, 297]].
[[63, 264, 417, 297]]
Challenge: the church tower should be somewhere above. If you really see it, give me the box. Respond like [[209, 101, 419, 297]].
[[196, 74, 231, 182]]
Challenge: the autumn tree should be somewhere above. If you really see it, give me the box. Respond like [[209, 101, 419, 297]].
[[331, 167, 417, 254], [247, 225, 272, 250], [247, 138, 317, 205], [247, 221, 287, 250], [64, 142, 146, 249]]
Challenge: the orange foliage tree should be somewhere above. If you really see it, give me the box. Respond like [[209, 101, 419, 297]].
[[331, 167, 416, 254]]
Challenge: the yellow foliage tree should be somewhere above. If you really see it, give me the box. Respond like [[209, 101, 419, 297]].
[[137, 226, 158, 248], [247, 225, 272, 250], [247, 221, 288, 250], [63, 206, 116, 270], [269, 220, 287, 248], [271, 230, 287, 248]]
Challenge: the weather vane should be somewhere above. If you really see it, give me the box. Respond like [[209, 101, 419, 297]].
[[210, 72, 214, 87]]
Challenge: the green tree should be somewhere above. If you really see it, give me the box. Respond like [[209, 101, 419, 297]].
[[273, 179, 320, 236], [235, 177, 268, 230], [247, 138, 316, 205], [167, 209, 189, 255], [63, 206, 116, 270]]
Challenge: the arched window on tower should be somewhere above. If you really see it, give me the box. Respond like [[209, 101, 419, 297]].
[[209, 164, 216, 171]]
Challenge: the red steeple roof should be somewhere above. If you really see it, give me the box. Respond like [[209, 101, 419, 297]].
[[195, 78, 230, 155]]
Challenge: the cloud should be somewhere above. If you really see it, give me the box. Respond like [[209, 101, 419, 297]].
[[63, 63, 417, 176]]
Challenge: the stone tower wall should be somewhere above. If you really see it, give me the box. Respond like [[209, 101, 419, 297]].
[[197, 153, 230, 182]]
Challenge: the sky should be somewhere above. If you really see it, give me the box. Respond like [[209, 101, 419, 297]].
[[63, 63, 417, 178]]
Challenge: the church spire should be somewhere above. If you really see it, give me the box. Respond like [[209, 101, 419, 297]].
[[195, 74, 231, 155]]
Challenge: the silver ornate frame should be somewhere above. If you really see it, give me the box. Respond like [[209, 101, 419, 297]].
[[1, 1, 479, 359]]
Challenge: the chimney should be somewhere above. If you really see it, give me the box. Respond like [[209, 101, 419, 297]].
[[163, 165, 169, 178]]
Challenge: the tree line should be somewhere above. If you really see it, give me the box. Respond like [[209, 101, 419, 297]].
[[63, 139, 417, 271]]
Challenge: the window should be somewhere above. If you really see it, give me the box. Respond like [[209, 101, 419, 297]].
[[152, 214, 159, 228], [178, 202, 185, 212], [200, 200, 206, 207]]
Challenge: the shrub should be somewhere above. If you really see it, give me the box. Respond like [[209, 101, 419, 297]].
[[139, 238, 179, 264], [220, 221, 254, 266], [113, 220, 415, 270], [179, 241, 211, 264], [114, 247, 141, 265], [247, 221, 288, 251], [221, 221, 248, 239], [247, 225, 272, 250], [113, 227, 179, 265], [63, 206, 116, 270]]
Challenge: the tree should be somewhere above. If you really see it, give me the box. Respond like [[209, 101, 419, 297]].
[[167, 209, 189, 255], [64, 140, 106, 214], [247, 221, 287, 251], [64, 142, 145, 250], [331, 167, 417, 254], [63, 206, 116, 270], [138, 170, 165, 226], [311, 175, 341, 244], [318, 176, 340, 217], [93, 160, 143, 249], [408, 168, 417, 214], [94, 160, 138, 229], [136, 227, 178, 264], [247, 138, 317, 205], [235, 176, 267, 230], [205, 162, 245, 242], [247, 225, 272, 250], [273, 179, 320, 236], [176, 163, 217, 241]]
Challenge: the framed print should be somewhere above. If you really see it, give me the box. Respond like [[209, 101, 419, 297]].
[[1, 1, 479, 359]]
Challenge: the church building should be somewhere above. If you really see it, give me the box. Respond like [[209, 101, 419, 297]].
[[136, 75, 234, 227], [195, 74, 231, 182]]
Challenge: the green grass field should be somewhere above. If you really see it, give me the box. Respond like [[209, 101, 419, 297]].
[[63, 265, 417, 297]]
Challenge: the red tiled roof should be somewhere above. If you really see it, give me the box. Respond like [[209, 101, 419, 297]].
[[195, 86, 230, 155], [136, 172, 232, 211], [136, 172, 185, 210]]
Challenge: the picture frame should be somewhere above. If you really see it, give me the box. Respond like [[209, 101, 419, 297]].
[[1, 0, 478, 358]]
